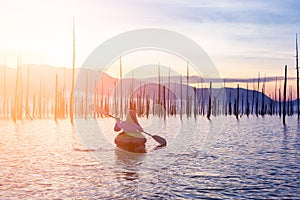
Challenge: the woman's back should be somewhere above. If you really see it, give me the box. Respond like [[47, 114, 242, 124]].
[[114, 120, 143, 133]]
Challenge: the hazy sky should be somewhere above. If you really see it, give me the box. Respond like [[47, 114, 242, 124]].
[[1, 0, 300, 79]]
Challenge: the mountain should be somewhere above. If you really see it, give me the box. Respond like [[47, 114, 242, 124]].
[[0, 64, 116, 100]]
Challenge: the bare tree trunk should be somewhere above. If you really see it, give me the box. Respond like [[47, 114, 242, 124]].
[[261, 76, 266, 117], [113, 81, 117, 117], [38, 81, 42, 119], [3, 59, 6, 119], [32, 94, 36, 119], [12, 57, 20, 123], [158, 63, 161, 117], [18, 56, 23, 120], [93, 80, 97, 119], [229, 88, 232, 115], [283, 65, 288, 125], [235, 84, 239, 120], [289, 86, 293, 116], [70, 17, 75, 124], [62, 67, 66, 119], [120, 55, 123, 118], [180, 75, 182, 120], [255, 73, 260, 117], [146, 95, 150, 118], [25, 66, 30, 119], [194, 87, 197, 119], [241, 94, 244, 116], [84, 72, 88, 119], [168, 67, 170, 117], [213, 96, 216, 116], [101, 74, 104, 118], [246, 83, 250, 116], [275, 76, 278, 115], [207, 82, 212, 120], [163, 85, 166, 120], [201, 82, 205, 115], [55, 75, 58, 122], [296, 33, 299, 119], [186, 62, 189, 118], [224, 81, 227, 116], [279, 87, 282, 117], [251, 79, 255, 114]]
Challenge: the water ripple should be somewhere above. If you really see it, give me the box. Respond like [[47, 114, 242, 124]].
[[0, 117, 300, 199]]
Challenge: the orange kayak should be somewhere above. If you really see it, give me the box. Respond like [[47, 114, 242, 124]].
[[114, 132, 147, 153]]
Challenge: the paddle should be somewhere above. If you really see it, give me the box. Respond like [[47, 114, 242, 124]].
[[103, 113, 167, 147], [140, 130, 167, 147]]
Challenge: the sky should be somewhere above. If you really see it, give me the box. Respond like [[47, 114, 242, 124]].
[[1, 0, 300, 80]]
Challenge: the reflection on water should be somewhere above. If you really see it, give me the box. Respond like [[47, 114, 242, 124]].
[[0, 116, 300, 199], [113, 149, 143, 198], [114, 149, 144, 181]]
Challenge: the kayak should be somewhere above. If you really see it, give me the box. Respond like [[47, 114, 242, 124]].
[[114, 132, 147, 153]]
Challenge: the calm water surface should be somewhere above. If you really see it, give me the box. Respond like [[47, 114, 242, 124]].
[[0, 116, 300, 199]]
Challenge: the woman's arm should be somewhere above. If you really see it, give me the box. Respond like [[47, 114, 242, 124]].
[[135, 122, 144, 132]]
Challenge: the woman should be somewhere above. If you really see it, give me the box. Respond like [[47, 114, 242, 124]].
[[114, 110, 147, 153]]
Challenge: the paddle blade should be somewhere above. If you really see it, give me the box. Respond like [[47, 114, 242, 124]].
[[152, 135, 167, 146]]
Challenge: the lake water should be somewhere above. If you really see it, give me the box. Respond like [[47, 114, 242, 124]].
[[0, 116, 300, 199]]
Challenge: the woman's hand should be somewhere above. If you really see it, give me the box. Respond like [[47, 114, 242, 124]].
[[137, 126, 144, 132], [114, 119, 122, 132]]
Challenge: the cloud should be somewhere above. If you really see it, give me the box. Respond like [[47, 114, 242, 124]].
[[1, 0, 299, 79], [137, 0, 300, 25]]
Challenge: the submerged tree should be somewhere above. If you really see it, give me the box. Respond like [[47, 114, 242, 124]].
[[229, 88, 232, 115], [12, 57, 21, 123], [207, 82, 212, 120], [3, 59, 6, 119], [235, 84, 239, 120], [279, 86, 282, 117], [180, 75, 182, 120], [261, 76, 266, 117], [255, 73, 260, 117], [70, 17, 75, 124], [283, 65, 288, 125], [246, 83, 250, 116], [296, 33, 299, 119], [186, 62, 190, 118], [251, 79, 255, 114]]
